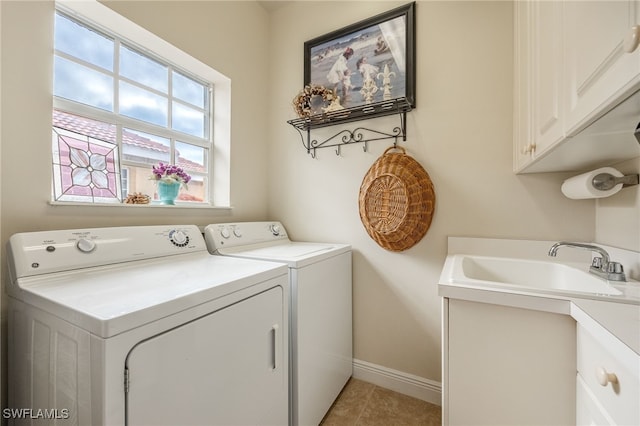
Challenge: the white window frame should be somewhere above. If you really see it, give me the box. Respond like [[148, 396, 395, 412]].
[[121, 167, 130, 197], [54, 0, 231, 208]]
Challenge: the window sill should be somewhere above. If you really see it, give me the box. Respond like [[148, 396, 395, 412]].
[[49, 201, 232, 211]]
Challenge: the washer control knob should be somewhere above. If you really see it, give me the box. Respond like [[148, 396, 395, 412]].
[[233, 227, 242, 238], [76, 238, 96, 253], [169, 230, 189, 247], [270, 224, 281, 236], [220, 227, 231, 239]]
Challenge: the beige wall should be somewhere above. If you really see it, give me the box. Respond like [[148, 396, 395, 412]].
[[267, 1, 596, 382], [596, 157, 640, 251]]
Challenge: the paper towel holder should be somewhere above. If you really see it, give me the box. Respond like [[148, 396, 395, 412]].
[[592, 172, 639, 190]]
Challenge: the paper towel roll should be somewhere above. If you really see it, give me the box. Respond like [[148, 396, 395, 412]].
[[561, 167, 624, 199]]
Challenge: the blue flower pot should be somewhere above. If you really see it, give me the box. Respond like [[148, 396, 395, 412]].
[[157, 181, 180, 205]]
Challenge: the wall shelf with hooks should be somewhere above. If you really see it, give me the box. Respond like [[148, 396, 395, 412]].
[[287, 97, 412, 158]]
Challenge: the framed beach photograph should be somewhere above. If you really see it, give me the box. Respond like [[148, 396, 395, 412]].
[[304, 2, 415, 112]]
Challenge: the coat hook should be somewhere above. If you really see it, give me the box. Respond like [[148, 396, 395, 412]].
[[336, 144, 342, 156], [362, 141, 368, 153]]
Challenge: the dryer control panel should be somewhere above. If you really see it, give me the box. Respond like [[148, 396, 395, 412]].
[[204, 222, 289, 253], [7, 225, 206, 280]]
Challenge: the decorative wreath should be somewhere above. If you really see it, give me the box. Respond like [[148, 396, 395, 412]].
[[292, 85, 336, 118]]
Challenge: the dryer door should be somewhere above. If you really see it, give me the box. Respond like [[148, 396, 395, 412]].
[[125, 285, 286, 426]]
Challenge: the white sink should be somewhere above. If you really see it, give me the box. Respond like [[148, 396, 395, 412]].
[[444, 255, 623, 297]]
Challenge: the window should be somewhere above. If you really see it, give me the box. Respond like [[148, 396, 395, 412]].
[[51, 1, 230, 206]]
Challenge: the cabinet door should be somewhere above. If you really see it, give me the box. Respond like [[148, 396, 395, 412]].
[[564, 0, 640, 135], [576, 375, 615, 426], [514, 0, 535, 171], [533, 0, 565, 154], [446, 299, 576, 426], [577, 323, 640, 425], [126, 286, 287, 426]]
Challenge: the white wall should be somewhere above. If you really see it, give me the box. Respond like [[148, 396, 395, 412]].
[[267, 1, 595, 384]]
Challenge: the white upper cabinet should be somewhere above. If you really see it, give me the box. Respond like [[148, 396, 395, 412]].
[[534, 0, 565, 152], [565, 1, 640, 135], [514, 0, 640, 173], [515, 0, 566, 171], [514, 1, 534, 170]]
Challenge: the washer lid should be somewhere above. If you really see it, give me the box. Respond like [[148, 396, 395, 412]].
[[10, 252, 287, 338], [217, 242, 351, 268]]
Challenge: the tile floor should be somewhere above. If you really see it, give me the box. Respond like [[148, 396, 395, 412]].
[[320, 378, 442, 426]]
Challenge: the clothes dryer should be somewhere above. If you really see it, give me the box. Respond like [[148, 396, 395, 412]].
[[204, 221, 352, 426], [7, 225, 288, 425]]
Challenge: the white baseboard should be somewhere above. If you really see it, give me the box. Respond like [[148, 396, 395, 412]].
[[352, 359, 442, 406]]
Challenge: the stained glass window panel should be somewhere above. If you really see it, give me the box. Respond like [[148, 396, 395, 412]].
[[52, 115, 121, 203]]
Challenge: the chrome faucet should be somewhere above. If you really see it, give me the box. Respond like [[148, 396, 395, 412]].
[[548, 242, 626, 282]]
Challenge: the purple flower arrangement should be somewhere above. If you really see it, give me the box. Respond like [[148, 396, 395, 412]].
[[150, 162, 191, 188]]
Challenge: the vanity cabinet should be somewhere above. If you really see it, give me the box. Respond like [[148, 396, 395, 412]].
[[514, 0, 640, 173], [576, 323, 640, 425], [442, 298, 576, 425]]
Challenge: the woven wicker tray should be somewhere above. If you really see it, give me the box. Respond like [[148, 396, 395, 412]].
[[358, 146, 436, 252]]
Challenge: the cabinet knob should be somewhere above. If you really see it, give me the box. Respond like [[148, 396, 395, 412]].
[[595, 366, 618, 387], [623, 25, 640, 53]]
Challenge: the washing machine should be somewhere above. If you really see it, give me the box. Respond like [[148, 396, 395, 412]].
[[6, 225, 289, 426], [204, 221, 352, 426]]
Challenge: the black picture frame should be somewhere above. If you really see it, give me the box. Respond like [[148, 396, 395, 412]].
[[304, 2, 416, 112]]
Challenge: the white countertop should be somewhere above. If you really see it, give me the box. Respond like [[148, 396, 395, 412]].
[[441, 237, 640, 356], [571, 298, 640, 355]]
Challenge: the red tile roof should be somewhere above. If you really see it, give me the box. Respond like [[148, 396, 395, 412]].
[[53, 110, 206, 173]]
